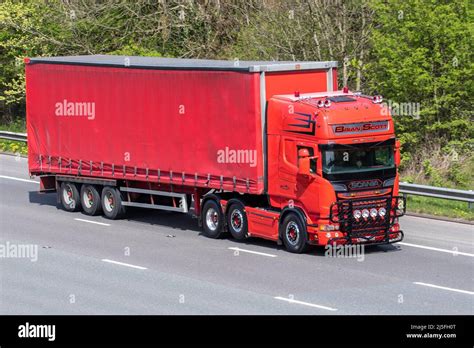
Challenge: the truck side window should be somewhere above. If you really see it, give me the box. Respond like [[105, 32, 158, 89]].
[[297, 146, 317, 174]]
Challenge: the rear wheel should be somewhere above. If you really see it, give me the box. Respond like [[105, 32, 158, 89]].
[[226, 202, 248, 240], [60, 182, 81, 212], [101, 186, 126, 219], [201, 200, 224, 239], [281, 213, 309, 253], [80, 184, 102, 216]]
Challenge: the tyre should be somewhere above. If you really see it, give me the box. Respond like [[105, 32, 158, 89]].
[[80, 184, 102, 216], [60, 182, 81, 212], [281, 212, 309, 253], [101, 186, 126, 219], [226, 202, 248, 240], [201, 199, 224, 238]]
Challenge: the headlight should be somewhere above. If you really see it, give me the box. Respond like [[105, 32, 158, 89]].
[[362, 209, 370, 218], [398, 199, 404, 210], [378, 207, 387, 217], [370, 208, 378, 218], [353, 210, 362, 219]]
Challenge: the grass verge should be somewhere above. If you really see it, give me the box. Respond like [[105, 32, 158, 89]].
[[0, 139, 27, 155], [406, 195, 473, 221]]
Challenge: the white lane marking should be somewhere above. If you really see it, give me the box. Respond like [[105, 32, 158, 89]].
[[398, 242, 474, 257], [74, 218, 110, 226], [228, 247, 277, 258], [0, 175, 38, 184], [274, 296, 338, 311], [414, 282, 474, 295], [101, 259, 147, 270]]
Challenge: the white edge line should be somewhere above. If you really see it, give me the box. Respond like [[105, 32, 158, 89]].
[[101, 259, 147, 270], [0, 175, 38, 184], [274, 296, 338, 311], [398, 242, 474, 257], [228, 247, 277, 258], [74, 218, 111, 226], [414, 282, 474, 295]]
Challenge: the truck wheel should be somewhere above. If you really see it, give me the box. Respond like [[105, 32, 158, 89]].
[[60, 182, 81, 212], [227, 203, 248, 240], [80, 184, 102, 216], [281, 213, 309, 254], [101, 186, 126, 219], [202, 200, 224, 239]]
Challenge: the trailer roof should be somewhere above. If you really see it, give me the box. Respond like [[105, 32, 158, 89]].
[[28, 55, 338, 72]]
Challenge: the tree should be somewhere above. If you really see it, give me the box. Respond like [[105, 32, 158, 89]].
[[366, 0, 473, 165]]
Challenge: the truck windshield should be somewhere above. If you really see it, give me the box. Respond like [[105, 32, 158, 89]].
[[322, 145, 394, 174]]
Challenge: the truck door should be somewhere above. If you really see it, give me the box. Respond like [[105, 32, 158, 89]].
[[278, 137, 298, 201]]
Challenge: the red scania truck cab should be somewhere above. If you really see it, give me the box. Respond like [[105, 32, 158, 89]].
[[25, 55, 405, 253], [263, 91, 405, 252]]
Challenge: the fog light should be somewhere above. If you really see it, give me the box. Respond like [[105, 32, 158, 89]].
[[353, 209, 362, 219], [370, 208, 378, 218], [362, 209, 369, 219]]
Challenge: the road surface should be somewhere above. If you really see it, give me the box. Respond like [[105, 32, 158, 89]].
[[0, 153, 473, 314]]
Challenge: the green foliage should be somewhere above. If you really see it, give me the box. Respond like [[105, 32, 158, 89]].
[[366, 0, 473, 154], [0, 139, 27, 155]]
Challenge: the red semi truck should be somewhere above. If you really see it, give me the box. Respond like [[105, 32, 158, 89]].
[[25, 55, 405, 253]]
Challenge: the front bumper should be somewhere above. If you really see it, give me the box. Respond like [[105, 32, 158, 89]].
[[323, 196, 406, 245]]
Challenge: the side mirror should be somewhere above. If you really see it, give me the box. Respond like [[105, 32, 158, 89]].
[[298, 148, 311, 176]]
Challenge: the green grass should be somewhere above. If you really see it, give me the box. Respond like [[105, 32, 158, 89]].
[[0, 120, 28, 155], [406, 195, 474, 221], [0, 139, 28, 155]]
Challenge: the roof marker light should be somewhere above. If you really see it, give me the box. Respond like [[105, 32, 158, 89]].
[[372, 95, 383, 104], [294, 91, 300, 97], [324, 99, 332, 107]]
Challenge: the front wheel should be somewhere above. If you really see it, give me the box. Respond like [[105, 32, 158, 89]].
[[281, 213, 309, 254]]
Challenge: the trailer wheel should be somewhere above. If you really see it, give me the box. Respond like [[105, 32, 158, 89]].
[[226, 203, 248, 240], [101, 186, 126, 219], [281, 213, 309, 254], [202, 200, 224, 239], [80, 184, 102, 216], [60, 182, 81, 212]]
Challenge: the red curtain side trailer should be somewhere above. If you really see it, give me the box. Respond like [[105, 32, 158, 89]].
[[26, 55, 405, 253]]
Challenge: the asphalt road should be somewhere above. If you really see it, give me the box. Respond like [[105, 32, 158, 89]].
[[0, 153, 473, 314]]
